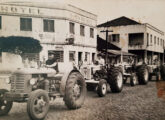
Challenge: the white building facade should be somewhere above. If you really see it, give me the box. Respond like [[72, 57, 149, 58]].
[[0, 2, 97, 65]]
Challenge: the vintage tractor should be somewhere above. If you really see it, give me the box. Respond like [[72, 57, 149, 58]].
[[148, 64, 162, 81], [81, 62, 123, 97], [119, 63, 149, 86], [109, 51, 149, 87], [0, 63, 86, 120]]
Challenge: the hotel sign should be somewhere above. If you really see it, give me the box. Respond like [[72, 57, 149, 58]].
[[0, 4, 96, 26], [0, 5, 42, 16]]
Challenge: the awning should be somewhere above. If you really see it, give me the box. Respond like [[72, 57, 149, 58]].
[[101, 49, 136, 57]]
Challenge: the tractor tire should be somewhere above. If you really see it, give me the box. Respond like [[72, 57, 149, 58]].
[[97, 79, 107, 97], [27, 89, 49, 120], [130, 73, 137, 87], [107, 67, 123, 93], [0, 89, 13, 116], [160, 65, 165, 80], [64, 72, 86, 109], [137, 65, 149, 85]]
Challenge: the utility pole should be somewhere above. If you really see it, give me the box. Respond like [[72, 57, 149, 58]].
[[101, 29, 113, 64]]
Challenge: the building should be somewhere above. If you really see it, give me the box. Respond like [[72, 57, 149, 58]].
[[0, 1, 97, 66], [97, 16, 165, 64]]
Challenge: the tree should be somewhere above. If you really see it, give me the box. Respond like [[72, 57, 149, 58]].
[[0, 36, 42, 54]]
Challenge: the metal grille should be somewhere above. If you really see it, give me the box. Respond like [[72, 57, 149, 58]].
[[11, 74, 25, 92]]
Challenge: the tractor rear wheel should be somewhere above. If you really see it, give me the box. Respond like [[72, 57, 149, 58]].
[[0, 89, 13, 116], [107, 67, 123, 93], [97, 79, 107, 97], [137, 65, 149, 85], [64, 72, 86, 109], [27, 89, 49, 120]]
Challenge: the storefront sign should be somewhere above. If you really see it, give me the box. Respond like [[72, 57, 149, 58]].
[[70, 13, 94, 26]]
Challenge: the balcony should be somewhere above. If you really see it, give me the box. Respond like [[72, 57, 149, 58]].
[[128, 33, 145, 50], [128, 44, 145, 50]]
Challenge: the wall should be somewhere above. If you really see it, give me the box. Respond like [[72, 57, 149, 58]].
[[98, 24, 146, 52]]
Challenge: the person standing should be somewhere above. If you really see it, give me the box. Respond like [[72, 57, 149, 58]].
[[97, 54, 105, 66]]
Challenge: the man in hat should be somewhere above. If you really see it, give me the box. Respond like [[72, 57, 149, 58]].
[[46, 51, 59, 72], [40, 51, 58, 91]]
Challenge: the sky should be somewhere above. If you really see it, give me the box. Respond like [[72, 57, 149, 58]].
[[0, 0, 165, 32]]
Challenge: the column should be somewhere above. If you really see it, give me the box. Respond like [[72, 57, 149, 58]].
[[144, 50, 147, 64]]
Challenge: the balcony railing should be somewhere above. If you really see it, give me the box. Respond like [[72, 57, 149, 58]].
[[128, 44, 145, 50]]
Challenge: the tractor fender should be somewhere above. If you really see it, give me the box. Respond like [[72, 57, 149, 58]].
[[59, 69, 81, 96]]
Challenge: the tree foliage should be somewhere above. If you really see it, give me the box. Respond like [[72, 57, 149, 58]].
[[0, 36, 42, 54]]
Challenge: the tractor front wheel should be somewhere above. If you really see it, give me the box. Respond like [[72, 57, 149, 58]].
[[27, 89, 49, 120], [0, 89, 13, 116], [97, 79, 107, 97]]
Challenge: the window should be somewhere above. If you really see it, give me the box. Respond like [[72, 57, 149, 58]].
[[157, 37, 159, 45], [80, 25, 85, 36], [43, 19, 54, 32], [111, 34, 120, 42], [0, 16, 1, 29], [20, 18, 32, 31], [90, 28, 94, 38], [69, 22, 75, 34], [147, 33, 149, 46], [150, 34, 152, 44], [92, 53, 95, 63], [69, 51, 75, 62], [54, 51, 64, 62], [154, 36, 156, 44], [161, 39, 163, 46], [48, 51, 64, 62]]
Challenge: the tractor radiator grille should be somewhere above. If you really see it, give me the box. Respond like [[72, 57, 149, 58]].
[[11, 74, 25, 92]]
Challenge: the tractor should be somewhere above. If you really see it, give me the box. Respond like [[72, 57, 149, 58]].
[[81, 56, 124, 97], [112, 51, 149, 86], [0, 62, 86, 120]]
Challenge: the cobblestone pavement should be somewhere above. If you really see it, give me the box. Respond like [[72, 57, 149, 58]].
[[0, 81, 165, 120]]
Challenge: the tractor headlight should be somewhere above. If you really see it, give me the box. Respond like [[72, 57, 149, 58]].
[[5, 77, 11, 84], [30, 78, 37, 85]]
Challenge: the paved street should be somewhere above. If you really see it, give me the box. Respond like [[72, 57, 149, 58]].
[[0, 81, 165, 120]]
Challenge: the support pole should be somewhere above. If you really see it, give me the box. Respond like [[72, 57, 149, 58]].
[[163, 52, 164, 64], [151, 51, 153, 65], [101, 29, 113, 65]]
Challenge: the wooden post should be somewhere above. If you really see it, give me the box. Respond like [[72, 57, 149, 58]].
[[101, 29, 113, 65]]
